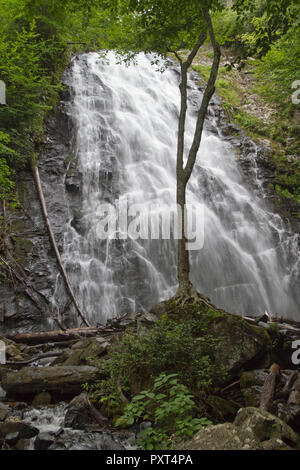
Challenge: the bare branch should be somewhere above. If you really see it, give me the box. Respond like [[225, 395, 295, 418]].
[[183, 10, 221, 183]]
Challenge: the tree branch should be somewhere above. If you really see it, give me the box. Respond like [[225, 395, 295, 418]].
[[183, 10, 221, 183]]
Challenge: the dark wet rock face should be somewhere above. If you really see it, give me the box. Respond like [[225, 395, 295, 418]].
[[0, 416, 39, 440], [0, 92, 72, 335]]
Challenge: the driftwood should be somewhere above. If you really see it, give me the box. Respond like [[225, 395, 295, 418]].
[[33, 165, 90, 327], [5, 351, 64, 367], [271, 316, 300, 329], [83, 395, 108, 427], [245, 314, 300, 330], [9, 326, 118, 345], [221, 380, 241, 394], [259, 363, 280, 412]]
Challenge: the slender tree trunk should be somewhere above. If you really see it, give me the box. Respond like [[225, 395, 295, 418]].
[[33, 164, 90, 327], [1, 199, 8, 250], [175, 10, 221, 294], [177, 179, 189, 291]]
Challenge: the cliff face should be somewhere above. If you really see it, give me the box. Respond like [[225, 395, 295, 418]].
[[0, 89, 72, 335]]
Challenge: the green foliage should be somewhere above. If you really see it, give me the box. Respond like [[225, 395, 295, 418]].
[[234, 0, 296, 57], [98, 0, 224, 62], [212, 8, 238, 46], [252, 13, 300, 104], [87, 305, 227, 422], [116, 372, 212, 450], [234, 110, 270, 136], [267, 322, 281, 349], [0, 0, 110, 201]]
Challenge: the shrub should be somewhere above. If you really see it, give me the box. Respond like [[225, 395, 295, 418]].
[[87, 303, 228, 420], [116, 372, 212, 450]]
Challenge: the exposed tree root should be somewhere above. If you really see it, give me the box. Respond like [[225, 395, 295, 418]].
[[173, 281, 216, 311]]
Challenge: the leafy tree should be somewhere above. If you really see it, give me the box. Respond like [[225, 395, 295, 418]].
[[99, 0, 224, 296], [0, 0, 106, 202], [233, 0, 297, 58]]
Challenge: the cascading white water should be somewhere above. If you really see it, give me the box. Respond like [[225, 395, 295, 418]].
[[55, 51, 299, 324]]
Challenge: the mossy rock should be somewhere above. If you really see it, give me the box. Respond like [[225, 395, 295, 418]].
[[240, 370, 269, 407], [180, 407, 300, 450], [234, 407, 300, 448], [207, 395, 238, 421], [149, 296, 272, 377]]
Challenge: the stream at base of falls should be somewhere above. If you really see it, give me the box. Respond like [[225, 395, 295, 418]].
[[20, 404, 137, 450], [52, 51, 299, 324]]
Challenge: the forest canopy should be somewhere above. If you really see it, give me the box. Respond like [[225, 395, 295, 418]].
[[0, 0, 299, 202]]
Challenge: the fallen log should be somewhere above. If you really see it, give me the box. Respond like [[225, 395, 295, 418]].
[[259, 363, 280, 412], [9, 326, 118, 345], [5, 351, 64, 367]]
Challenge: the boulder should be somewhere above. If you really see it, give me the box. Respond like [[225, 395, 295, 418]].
[[149, 299, 271, 377], [288, 378, 300, 405], [180, 422, 259, 450], [209, 314, 271, 375], [1, 366, 104, 396], [234, 407, 300, 447], [0, 403, 9, 421], [240, 369, 269, 407], [0, 337, 30, 362], [4, 432, 19, 446], [0, 384, 6, 400], [65, 392, 107, 430], [277, 403, 300, 432], [32, 391, 52, 407], [53, 337, 110, 366], [34, 432, 55, 450], [0, 416, 38, 439], [207, 395, 238, 421], [180, 407, 300, 450]]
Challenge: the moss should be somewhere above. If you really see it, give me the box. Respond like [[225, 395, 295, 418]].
[[10, 236, 33, 266], [191, 45, 300, 210], [207, 395, 237, 421], [216, 78, 241, 106], [242, 388, 259, 407]]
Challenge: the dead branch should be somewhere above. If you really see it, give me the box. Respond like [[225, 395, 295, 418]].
[[83, 395, 108, 426], [221, 380, 241, 394], [33, 165, 90, 327]]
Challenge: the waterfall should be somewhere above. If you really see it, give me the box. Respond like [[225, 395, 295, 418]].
[[54, 51, 299, 324]]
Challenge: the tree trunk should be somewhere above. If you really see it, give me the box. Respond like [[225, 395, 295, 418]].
[[33, 165, 90, 327], [177, 179, 190, 293], [175, 10, 221, 293]]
